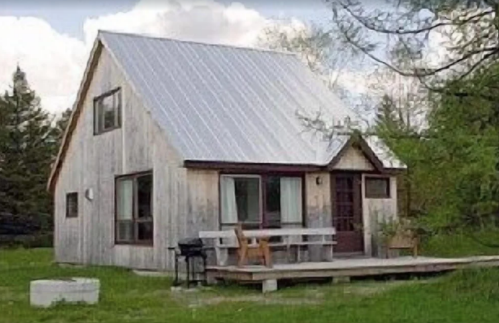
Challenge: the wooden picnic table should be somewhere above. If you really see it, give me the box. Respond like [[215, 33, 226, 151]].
[[199, 227, 336, 266]]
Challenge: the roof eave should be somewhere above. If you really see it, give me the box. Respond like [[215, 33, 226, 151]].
[[327, 134, 386, 173], [47, 37, 104, 193]]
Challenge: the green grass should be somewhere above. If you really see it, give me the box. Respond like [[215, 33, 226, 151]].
[[422, 230, 499, 257], [2, 248, 499, 322]]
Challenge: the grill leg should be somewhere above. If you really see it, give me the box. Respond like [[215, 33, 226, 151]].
[[173, 253, 180, 286], [186, 257, 191, 288], [202, 255, 207, 286]]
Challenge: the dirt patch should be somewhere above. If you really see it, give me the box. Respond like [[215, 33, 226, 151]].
[[341, 280, 423, 296], [171, 290, 322, 308]]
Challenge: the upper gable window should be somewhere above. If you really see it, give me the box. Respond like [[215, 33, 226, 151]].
[[94, 88, 121, 135]]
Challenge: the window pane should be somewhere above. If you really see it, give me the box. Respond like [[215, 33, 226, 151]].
[[280, 177, 302, 224], [137, 221, 153, 242], [234, 177, 260, 224], [220, 176, 238, 224], [137, 174, 153, 219], [117, 221, 133, 242], [102, 94, 115, 130], [66, 193, 78, 218], [365, 178, 390, 198], [114, 91, 121, 127], [94, 89, 121, 134], [265, 177, 281, 228], [117, 179, 133, 220]]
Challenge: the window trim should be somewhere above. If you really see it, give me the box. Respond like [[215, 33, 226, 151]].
[[114, 170, 154, 246], [364, 176, 391, 199], [66, 192, 78, 218], [93, 87, 122, 135], [219, 173, 305, 229]]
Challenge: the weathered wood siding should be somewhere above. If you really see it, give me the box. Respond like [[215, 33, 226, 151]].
[[54, 46, 186, 270], [54, 45, 398, 272], [185, 170, 220, 235], [333, 147, 374, 171], [305, 173, 332, 228], [304, 172, 332, 261], [362, 175, 398, 256]]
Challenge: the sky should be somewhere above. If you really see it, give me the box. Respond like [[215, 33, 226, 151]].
[[0, 0, 343, 114], [0, 0, 422, 117]]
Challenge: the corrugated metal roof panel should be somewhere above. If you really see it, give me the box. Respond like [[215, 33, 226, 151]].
[[99, 31, 405, 168]]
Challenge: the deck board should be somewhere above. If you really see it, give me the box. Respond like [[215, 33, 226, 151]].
[[206, 256, 499, 281]]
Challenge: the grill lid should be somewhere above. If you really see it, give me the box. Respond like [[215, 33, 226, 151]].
[[178, 238, 203, 248]]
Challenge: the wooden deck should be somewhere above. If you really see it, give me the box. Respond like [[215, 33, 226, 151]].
[[207, 256, 499, 282]]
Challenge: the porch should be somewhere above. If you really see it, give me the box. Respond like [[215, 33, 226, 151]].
[[206, 255, 499, 292]]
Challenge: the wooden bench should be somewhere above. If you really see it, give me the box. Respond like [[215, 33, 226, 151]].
[[199, 227, 336, 266]]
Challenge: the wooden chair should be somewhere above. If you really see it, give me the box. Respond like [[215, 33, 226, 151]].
[[386, 229, 418, 258], [234, 224, 272, 268]]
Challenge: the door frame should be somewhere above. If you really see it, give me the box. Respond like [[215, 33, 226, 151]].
[[330, 171, 365, 254]]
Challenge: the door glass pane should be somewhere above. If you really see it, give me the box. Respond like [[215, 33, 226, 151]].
[[137, 174, 153, 219], [234, 177, 260, 225], [117, 179, 133, 220]]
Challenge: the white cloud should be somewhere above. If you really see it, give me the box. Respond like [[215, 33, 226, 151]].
[[84, 0, 279, 47], [0, 17, 87, 114], [0, 0, 300, 114]]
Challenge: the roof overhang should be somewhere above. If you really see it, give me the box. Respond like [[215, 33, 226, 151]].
[[47, 38, 104, 193], [184, 160, 323, 173]]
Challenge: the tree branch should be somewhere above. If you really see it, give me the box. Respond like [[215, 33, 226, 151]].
[[335, 1, 494, 35]]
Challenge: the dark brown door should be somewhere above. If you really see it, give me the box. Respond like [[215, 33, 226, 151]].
[[331, 173, 364, 253]]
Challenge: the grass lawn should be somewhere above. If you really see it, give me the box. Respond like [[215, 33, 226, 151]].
[[2, 248, 499, 322], [421, 230, 499, 257]]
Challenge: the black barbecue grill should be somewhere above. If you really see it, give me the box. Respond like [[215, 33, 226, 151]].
[[169, 238, 208, 287], [178, 238, 205, 257]]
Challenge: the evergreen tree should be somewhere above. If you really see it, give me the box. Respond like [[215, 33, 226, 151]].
[[0, 67, 58, 228], [54, 107, 72, 147]]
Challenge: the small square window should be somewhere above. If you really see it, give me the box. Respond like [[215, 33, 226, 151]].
[[66, 193, 78, 218], [94, 88, 121, 135], [365, 177, 390, 199]]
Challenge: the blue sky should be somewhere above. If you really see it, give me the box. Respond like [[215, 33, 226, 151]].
[[0, 0, 333, 40]]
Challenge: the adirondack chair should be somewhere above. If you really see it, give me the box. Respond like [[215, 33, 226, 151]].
[[234, 224, 272, 268]]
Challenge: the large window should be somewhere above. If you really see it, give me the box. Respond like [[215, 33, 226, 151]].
[[365, 177, 390, 199], [94, 88, 121, 135], [220, 175, 303, 229], [115, 172, 153, 245], [66, 192, 78, 218]]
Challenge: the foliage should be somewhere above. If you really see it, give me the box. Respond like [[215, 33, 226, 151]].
[[378, 217, 408, 241], [376, 62, 499, 232], [54, 107, 72, 147], [0, 67, 68, 243], [330, 0, 499, 92], [259, 22, 357, 89], [3, 249, 499, 322]]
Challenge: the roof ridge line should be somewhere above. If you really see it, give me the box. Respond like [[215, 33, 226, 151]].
[[98, 29, 298, 57]]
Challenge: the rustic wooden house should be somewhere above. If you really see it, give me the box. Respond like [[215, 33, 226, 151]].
[[48, 31, 405, 271]]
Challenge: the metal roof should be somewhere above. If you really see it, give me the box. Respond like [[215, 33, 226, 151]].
[[99, 31, 405, 168]]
